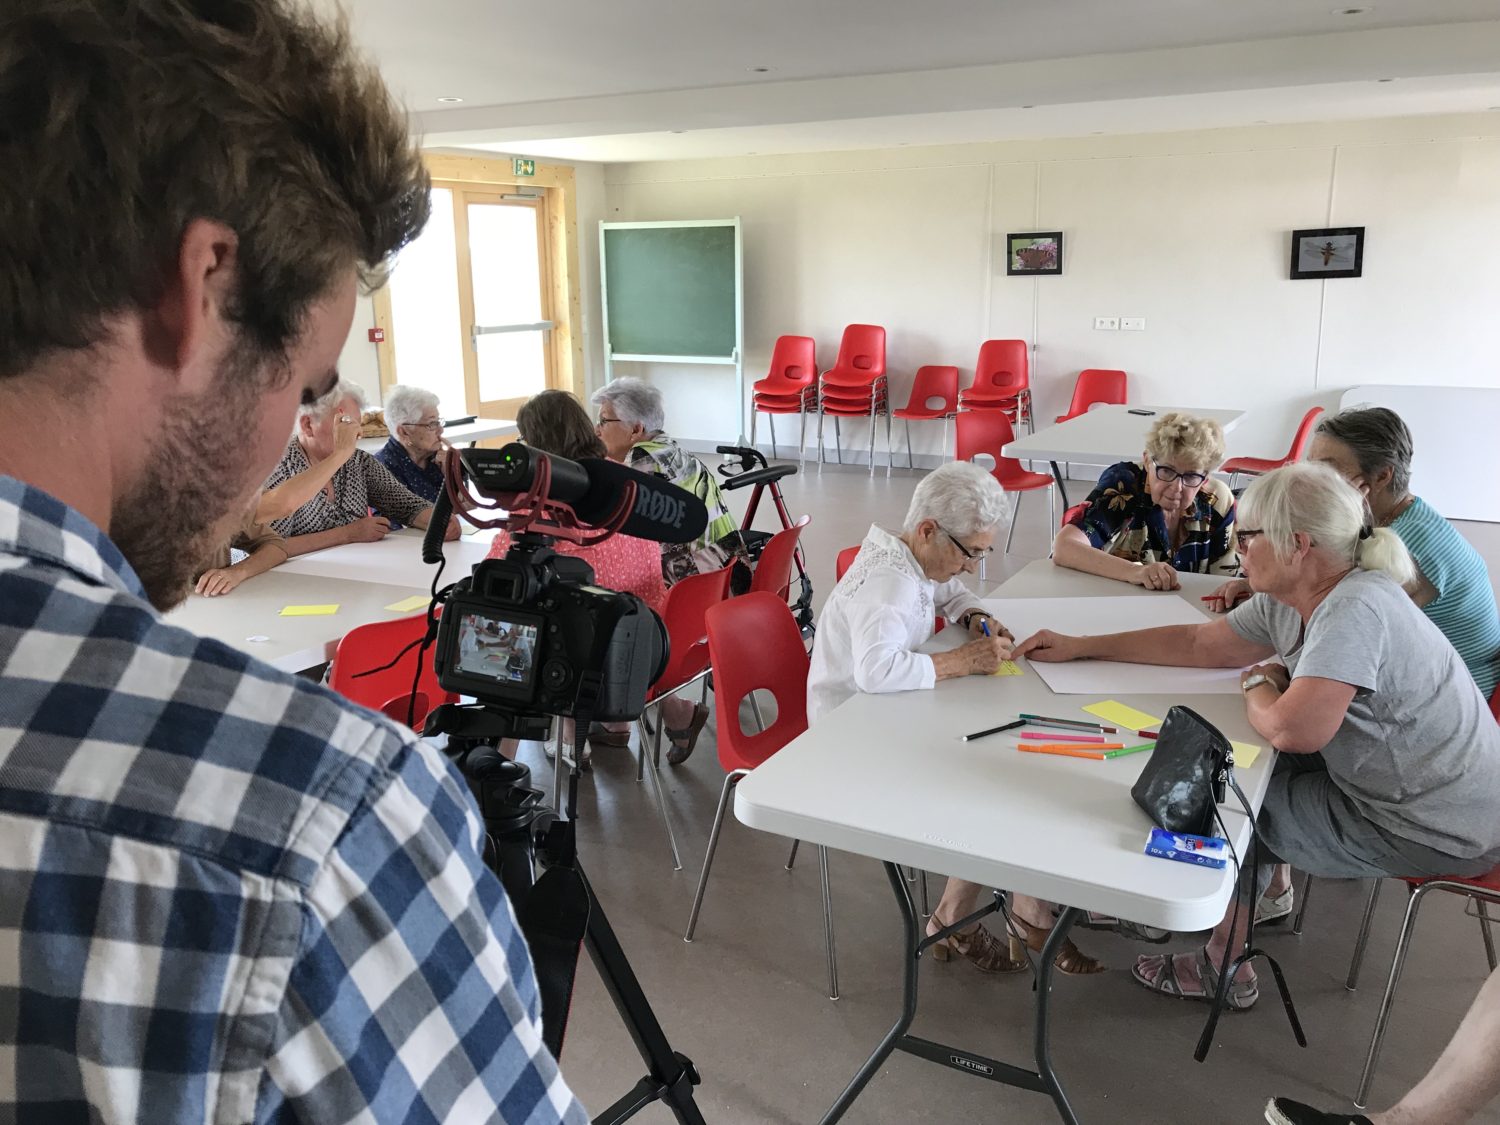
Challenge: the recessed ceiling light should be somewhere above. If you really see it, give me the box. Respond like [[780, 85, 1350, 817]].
[[436, 96, 464, 103], [746, 65, 773, 73], [1377, 77, 1396, 82], [1090, 131, 1103, 135], [1020, 104, 1035, 109], [669, 129, 685, 134], [1334, 5, 1371, 14]]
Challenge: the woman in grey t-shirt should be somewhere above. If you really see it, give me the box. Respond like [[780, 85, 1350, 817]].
[[1016, 462, 1500, 1012]]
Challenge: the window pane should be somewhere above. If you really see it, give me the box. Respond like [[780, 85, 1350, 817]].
[[477, 329, 546, 404], [468, 203, 544, 326], [387, 187, 468, 416]]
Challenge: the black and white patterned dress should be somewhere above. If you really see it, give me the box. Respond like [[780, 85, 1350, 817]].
[[264, 438, 431, 537]]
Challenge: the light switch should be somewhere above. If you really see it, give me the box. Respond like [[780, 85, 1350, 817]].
[[1121, 317, 1146, 331]]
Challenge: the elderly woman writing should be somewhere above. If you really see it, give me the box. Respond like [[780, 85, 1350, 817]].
[[1019, 462, 1500, 1010], [1054, 412, 1238, 591], [809, 462, 1103, 976], [374, 384, 446, 509], [264, 380, 458, 555], [590, 377, 744, 586]]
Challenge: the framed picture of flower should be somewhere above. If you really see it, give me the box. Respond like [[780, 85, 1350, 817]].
[[1006, 231, 1063, 276]]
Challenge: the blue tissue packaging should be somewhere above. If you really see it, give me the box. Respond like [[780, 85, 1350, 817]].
[[1144, 827, 1229, 869]]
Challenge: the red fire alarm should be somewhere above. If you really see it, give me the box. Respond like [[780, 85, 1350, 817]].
[[368, 327, 385, 343]]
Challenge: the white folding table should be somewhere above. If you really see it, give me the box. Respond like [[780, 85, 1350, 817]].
[[735, 561, 1272, 1123], [357, 416, 518, 454], [277, 528, 494, 589], [1002, 405, 1246, 509]]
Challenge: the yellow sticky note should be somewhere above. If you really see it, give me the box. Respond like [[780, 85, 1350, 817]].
[[384, 595, 431, 613], [991, 660, 1024, 677], [1083, 700, 1162, 730], [1232, 741, 1264, 770], [279, 604, 340, 617]]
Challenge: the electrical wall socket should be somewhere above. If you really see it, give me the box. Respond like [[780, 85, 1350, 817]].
[[1093, 316, 1120, 330], [1121, 317, 1147, 331]]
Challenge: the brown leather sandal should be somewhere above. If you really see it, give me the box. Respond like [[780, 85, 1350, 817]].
[[1006, 916, 1107, 976], [665, 704, 710, 765], [928, 921, 1027, 974]]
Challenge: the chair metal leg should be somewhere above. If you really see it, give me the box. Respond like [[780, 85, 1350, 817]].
[[683, 769, 748, 941], [749, 693, 767, 734], [818, 845, 840, 1000], [1346, 879, 1384, 991], [919, 870, 930, 919], [750, 408, 758, 452], [785, 839, 800, 870], [799, 405, 808, 467], [1356, 883, 1437, 1108], [904, 418, 914, 470], [1230, 470, 1240, 491], [885, 409, 892, 478], [1005, 491, 1023, 554], [817, 407, 826, 467], [1048, 486, 1055, 540], [769, 413, 779, 462], [645, 716, 683, 871], [1292, 871, 1313, 935], [834, 417, 843, 465], [1481, 901, 1498, 971], [867, 402, 876, 479]]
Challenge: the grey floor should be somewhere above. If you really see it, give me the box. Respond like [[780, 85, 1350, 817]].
[[515, 453, 1500, 1125]]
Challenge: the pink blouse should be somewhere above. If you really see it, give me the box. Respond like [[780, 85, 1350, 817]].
[[485, 530, 668, 615]]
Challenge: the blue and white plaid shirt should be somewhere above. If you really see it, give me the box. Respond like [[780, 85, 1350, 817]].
[[0, 477, 587, 1124]]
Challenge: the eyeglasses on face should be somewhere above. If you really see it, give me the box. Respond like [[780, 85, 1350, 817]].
[[941, 526, 993, 564], [403, 419, 444, 432], [1153, 463, 1209, 489], [596, 416, 628, 429], [1235, 528, 1263, 552]]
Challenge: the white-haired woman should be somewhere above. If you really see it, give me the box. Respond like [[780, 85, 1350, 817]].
[[264, 380, 459, 556], [1019, 462, 1500, 1010], [809, 462, 1104, 977], [375, 384, 446, 509], [1054, 412, 1238, 591], [591, 377, 743, 587]]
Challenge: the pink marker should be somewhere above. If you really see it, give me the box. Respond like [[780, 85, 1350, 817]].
[[1020, 730, 1107, 743]]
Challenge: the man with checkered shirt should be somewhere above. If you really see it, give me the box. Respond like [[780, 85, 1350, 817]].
[[0, 2, 585, 1122]]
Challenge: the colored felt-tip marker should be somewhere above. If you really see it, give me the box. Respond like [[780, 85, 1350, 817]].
[[1019, 713, 1118, 733], [1102, 743, 1155, 759], [961, 718, 1025, 743], [1018, 744, 1108, 760], [1020, 731, 1106, 743]]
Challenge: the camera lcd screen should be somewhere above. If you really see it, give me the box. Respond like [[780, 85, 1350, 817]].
[[455, 611, 541, 689]]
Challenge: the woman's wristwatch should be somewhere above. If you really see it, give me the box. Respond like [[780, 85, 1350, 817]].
[[1241, 673, 1274, 694], [961, 611, 988, 630]]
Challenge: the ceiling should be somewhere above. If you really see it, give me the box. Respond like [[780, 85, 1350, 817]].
[[321, 0, 1500, 161]]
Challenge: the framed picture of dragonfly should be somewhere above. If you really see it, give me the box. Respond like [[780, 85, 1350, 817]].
[[1290, 226, 1365, 279], [1006, 231, 1064, 276]]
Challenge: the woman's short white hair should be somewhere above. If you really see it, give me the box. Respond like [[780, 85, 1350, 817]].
[[1239, 461, 1414, 585], [298, 378, 366, 423], [591, 377, 665, 433], [902, 462, 1013, 538], [383, 384, 440, 430]]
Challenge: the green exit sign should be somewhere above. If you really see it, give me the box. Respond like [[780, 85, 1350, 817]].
[[513, 158, 535, 177]]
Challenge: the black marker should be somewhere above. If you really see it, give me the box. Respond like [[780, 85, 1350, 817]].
[[961, 718, 1026, 743]]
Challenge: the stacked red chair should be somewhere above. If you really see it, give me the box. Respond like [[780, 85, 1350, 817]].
[[958, 339, 1033, 432], [750, 335, 818, 464], [817, 323, 891, 477]]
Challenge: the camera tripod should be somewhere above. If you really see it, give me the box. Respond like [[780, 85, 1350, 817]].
[[429, 704, 707, 1125]]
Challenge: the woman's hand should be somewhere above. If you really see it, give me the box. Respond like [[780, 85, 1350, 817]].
[[1203, 577, 1252, 613], [1014, 629, 1089, 663], [443, 515, 462, 541], [1132, 561, 1181, 591], [958, 633, 1014, 675], [194, 567, 245, 597], [966, 612, 1013, 642], [332, 412, 361, 462], [344, 515, 392, 543]]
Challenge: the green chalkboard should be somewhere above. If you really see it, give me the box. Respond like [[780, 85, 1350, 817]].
[[602, 223, 739, 359]]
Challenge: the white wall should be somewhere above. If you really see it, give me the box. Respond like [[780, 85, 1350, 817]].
[[339, 292, 383, 406], [603, 113, 1500, 462]]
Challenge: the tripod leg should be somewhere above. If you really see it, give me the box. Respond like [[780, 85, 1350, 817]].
[[684, 771, 746, 942], [818, 846, 839, 1000], [785, 839, 800, 870]]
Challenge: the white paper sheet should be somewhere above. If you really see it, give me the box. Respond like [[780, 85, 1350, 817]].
[[981, 595, 1247, 696]]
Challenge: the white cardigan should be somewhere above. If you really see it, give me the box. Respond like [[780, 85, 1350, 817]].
[[807, 525, 986, 724]]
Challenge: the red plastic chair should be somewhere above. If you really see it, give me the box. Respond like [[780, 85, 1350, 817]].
[[1338, 680, 1500, 1107], [836, 542, 943, 635], [328, 611, 456, 730], [637, 566, 734, 870], [959, 339, 1033, 432], [817, 325, 890, 476], [684, 592, 839, 999], [892, 365, 959, 468], [750, 335, 819, 463], [749, 516, 810, 603], [955, 410, 1055, 556], [1055, 368, 1128, 424], [1221, 407, 1324, 489]]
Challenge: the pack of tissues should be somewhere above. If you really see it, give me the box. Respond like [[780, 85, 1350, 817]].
[[1144, 827, 1229, 869]]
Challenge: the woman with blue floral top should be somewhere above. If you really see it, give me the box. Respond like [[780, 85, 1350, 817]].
[[1052, 412, 1238, 591]]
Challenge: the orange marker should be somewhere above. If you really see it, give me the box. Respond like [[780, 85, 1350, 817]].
[[1019, 743, 1117, 760]]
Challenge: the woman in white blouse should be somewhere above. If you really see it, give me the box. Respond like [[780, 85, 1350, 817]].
[[807, 462, 1103, 977]]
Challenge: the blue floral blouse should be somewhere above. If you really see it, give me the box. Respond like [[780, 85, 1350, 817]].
[[1069, 461, 1239, 575], [374, 437, 445, 529]]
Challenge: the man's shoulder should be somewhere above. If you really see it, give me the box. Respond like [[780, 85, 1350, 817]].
[[0, 566, 434, 889]]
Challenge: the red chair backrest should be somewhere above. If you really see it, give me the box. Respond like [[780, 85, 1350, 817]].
[[835, 545, 860, 582], [749, 516, 810, 602], [329, 611, 457, 730], [902, 365, 960, 414], [971, 339, 1030, 395], [955, 409, 1029, 478], [1287, 406, 1325, 461], [1064, 369, 1128, 418], [648, 566, 733, 701], [704, 593, 810, 773], [1489, 681, 1500, 724], [831, 324, 886, 377], [1060, 502, 1089, 529], [765, 335, 818, 390]]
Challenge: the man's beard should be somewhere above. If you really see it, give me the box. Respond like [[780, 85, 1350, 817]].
[[112, 350, 279, 612]]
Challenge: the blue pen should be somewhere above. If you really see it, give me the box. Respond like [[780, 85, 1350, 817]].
[[980, 619, 991, 637]]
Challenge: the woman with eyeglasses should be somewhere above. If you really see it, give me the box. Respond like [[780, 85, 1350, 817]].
[[808, 461, 1104, 978], [1019, 462, 1500, 1012], [375, 384, 448, 512], [1052, 413, 1237, 591]]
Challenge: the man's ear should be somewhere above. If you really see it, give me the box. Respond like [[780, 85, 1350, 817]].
[[143, 218, 239, 394]]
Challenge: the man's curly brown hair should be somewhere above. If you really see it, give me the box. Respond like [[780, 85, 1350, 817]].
[[0, 0, 430, 379]]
